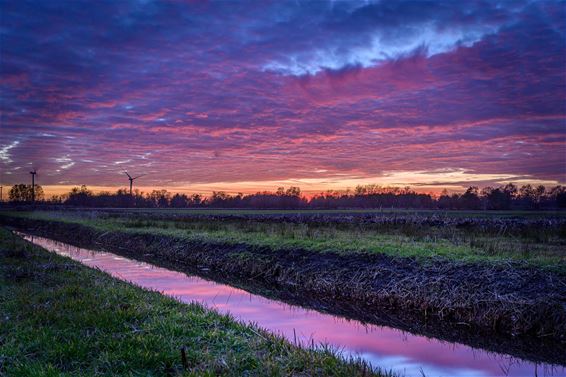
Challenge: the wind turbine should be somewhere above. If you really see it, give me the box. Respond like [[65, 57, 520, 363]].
[[30, 169, 37, 203], [124, 171, 145, 195]]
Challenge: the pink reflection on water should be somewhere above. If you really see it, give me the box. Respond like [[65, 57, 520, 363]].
[[21, 233, 564, 377]]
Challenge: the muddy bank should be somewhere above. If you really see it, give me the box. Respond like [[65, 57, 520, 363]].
[[3, 215, 566, 365]]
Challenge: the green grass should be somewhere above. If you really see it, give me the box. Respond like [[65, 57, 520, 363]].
[[0, 227, 389, 376], [3, 210, 565, 271]]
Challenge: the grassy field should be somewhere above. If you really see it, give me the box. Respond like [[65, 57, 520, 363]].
[[3, 210, 565, 345], [4, 210, 565, 270], [0, 227, 387, 376], [25, 207, 566, 217]]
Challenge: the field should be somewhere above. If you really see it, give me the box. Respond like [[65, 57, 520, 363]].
[[4, 208, 566, 268], [2, 208, 566, 366], [0, 227, 384, 376]]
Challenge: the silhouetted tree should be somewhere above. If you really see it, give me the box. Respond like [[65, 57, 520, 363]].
[[191, 194, 204, 207], [550, 186, 566, 209], [148, 190, 171, 208], [285, 186, 301, 197], [66, 185, 93, 206], [482, 185, 515, 210], [170, 193, 190, 208], [460, 186, 481, 209], [9, 184, 44, 202], [50, 183, 566, 210]]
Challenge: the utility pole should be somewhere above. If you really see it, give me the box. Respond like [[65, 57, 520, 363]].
[[30, 170, 37, 203]]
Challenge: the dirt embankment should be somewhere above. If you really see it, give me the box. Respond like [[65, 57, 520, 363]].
[[3, 215, 566, 364]]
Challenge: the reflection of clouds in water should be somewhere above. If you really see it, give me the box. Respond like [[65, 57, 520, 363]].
[[354, 353, 489, 377], [19, 232, 563, 377]]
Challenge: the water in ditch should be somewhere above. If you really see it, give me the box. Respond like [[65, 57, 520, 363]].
[[19, 232, 564, 377]]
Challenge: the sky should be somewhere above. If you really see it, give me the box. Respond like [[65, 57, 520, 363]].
[[1, 0, 565, 197]]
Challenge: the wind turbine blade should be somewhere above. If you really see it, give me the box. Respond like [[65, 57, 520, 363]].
[[124, 171, 132, 179], [132, 174, 146, 180]]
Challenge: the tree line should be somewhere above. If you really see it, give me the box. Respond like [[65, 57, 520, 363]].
[[4, 183, 566, 210]]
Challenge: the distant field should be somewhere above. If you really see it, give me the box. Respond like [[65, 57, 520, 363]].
[[3, 209, 565, 270], [38, 207, 566, 218]]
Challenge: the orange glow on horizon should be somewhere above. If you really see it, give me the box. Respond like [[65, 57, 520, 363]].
[[29, 170, 563, 200]]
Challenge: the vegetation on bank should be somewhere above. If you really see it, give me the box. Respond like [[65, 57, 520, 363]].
[[0, 227, 386, 376], [3, 210, 565, 271], [4, 215, 566, 349]]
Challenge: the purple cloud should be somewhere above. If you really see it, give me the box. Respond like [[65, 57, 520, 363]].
[[1, 0, 565, 193]]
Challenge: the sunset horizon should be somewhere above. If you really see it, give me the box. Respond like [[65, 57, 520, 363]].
[[2, 1, 565, 195], [18, 173, 566, 201]]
